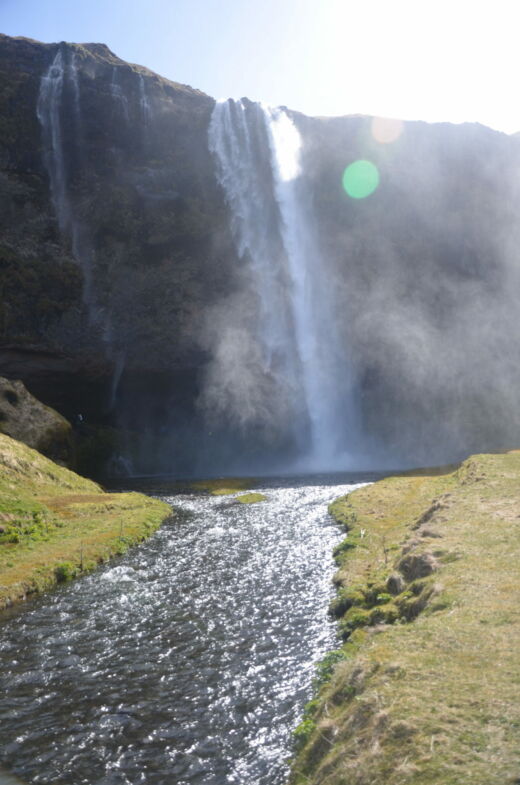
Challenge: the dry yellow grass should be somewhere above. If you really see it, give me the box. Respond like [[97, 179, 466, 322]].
[[290, 451, 520, 785], [0, 433, 171, 609]]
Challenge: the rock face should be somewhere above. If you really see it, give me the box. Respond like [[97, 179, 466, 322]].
[[0, 376, 73, 465], [2, 33, 520, 473], [0, 35, 235, 427], [0, 34, 241, 473]]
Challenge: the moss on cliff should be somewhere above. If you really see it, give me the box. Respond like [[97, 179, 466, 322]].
[[0, 243, 83, 342], [0, 432, 171, 609], [290, 451, 520, 785]]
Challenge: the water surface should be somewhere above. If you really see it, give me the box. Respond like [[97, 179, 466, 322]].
[[0, 475, 370, 785]]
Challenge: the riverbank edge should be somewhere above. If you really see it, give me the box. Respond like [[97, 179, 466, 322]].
[[0, 433, 172, 611], [289, 450, 520, 785]]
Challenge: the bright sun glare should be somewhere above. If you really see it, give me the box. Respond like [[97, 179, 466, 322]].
[[302, 0, 520, 134]]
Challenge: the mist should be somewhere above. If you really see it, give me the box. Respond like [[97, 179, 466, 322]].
[[197, 107, 520, 472]]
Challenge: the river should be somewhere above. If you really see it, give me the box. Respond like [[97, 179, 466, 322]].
[[0, 474, 372, 785]]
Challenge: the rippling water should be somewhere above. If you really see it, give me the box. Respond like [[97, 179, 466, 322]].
[[0, 476, 369, 785]]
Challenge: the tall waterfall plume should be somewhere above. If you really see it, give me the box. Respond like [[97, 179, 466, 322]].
[[207, 99, 359, 470]]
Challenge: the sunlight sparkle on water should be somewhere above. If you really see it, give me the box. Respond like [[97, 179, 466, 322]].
[[342, 159, 379, 199]]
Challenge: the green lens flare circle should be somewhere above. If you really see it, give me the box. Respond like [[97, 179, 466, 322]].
[[342, 160, 380, 199]]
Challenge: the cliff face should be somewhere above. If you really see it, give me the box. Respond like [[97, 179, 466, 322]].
[[2, 34, 520, 474], [0, 35, 235, 437]]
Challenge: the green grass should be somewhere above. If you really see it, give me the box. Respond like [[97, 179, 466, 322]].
[[0, 433, 171, 609], [290, 450, 520, 785]]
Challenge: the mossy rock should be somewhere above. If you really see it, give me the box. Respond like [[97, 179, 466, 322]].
[[340, 607, 372, 638], [189, 477, 254, 495], [236, 492, 267, 504], [368, 602, 399, 626], [329, 587, 366, 617], [395, 578, 436, 621], [362, 580, 392, 606], [333, 537, 358, 560], [54, 561, 78, 583]]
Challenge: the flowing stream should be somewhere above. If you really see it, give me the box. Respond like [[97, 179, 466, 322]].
[[0, 475, 370, 785]]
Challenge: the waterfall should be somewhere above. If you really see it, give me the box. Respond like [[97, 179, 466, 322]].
[[110, 66, 129, 122], [69, 53, 82, 124], [265, 106, 355, 466], [37, 49, 69, 232], [37, 47, 132, 446], [139, 74, 151, 128], [208, 99, 358, 469], [37, 46, 105, 324]]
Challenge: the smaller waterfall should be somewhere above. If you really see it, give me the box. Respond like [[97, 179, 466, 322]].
[[108, 348, 126, 411], [69, 52, 86, 163], [139, 73, 151, 128], [37, 49, 69, 232], [37, 47, 99, 318], [37, 49, 85, 228], [69, 52, 82, 121], [110, 66, 129, 122]]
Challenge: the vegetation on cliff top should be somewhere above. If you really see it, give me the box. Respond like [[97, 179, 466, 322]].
[[290, 450, 520, 785], [0, 433, 171, 609]]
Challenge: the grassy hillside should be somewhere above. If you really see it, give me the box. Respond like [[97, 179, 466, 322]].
[[290, 451, 520, 785], [0, 433, 171, 609]]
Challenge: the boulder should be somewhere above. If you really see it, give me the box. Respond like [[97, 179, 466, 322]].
[[0, 377, 73, 465]]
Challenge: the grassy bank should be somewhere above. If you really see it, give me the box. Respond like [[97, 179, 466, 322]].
[[0, 433, 171, 609], [290, 451, 520, 785]]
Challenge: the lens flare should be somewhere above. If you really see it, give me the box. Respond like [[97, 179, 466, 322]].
[[371, 116, 404, 144], [342, 160, 379, 199]]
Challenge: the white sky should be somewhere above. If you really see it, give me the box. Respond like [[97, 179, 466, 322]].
[[305, 0, 519, 133], [2, 0, 519, 133]]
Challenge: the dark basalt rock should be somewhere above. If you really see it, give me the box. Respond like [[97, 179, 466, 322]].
[[0, 375, 73, 465], [0, 34, 238, 473]]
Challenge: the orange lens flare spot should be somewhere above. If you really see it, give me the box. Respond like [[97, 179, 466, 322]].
[[371, 116, 404, 144]]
